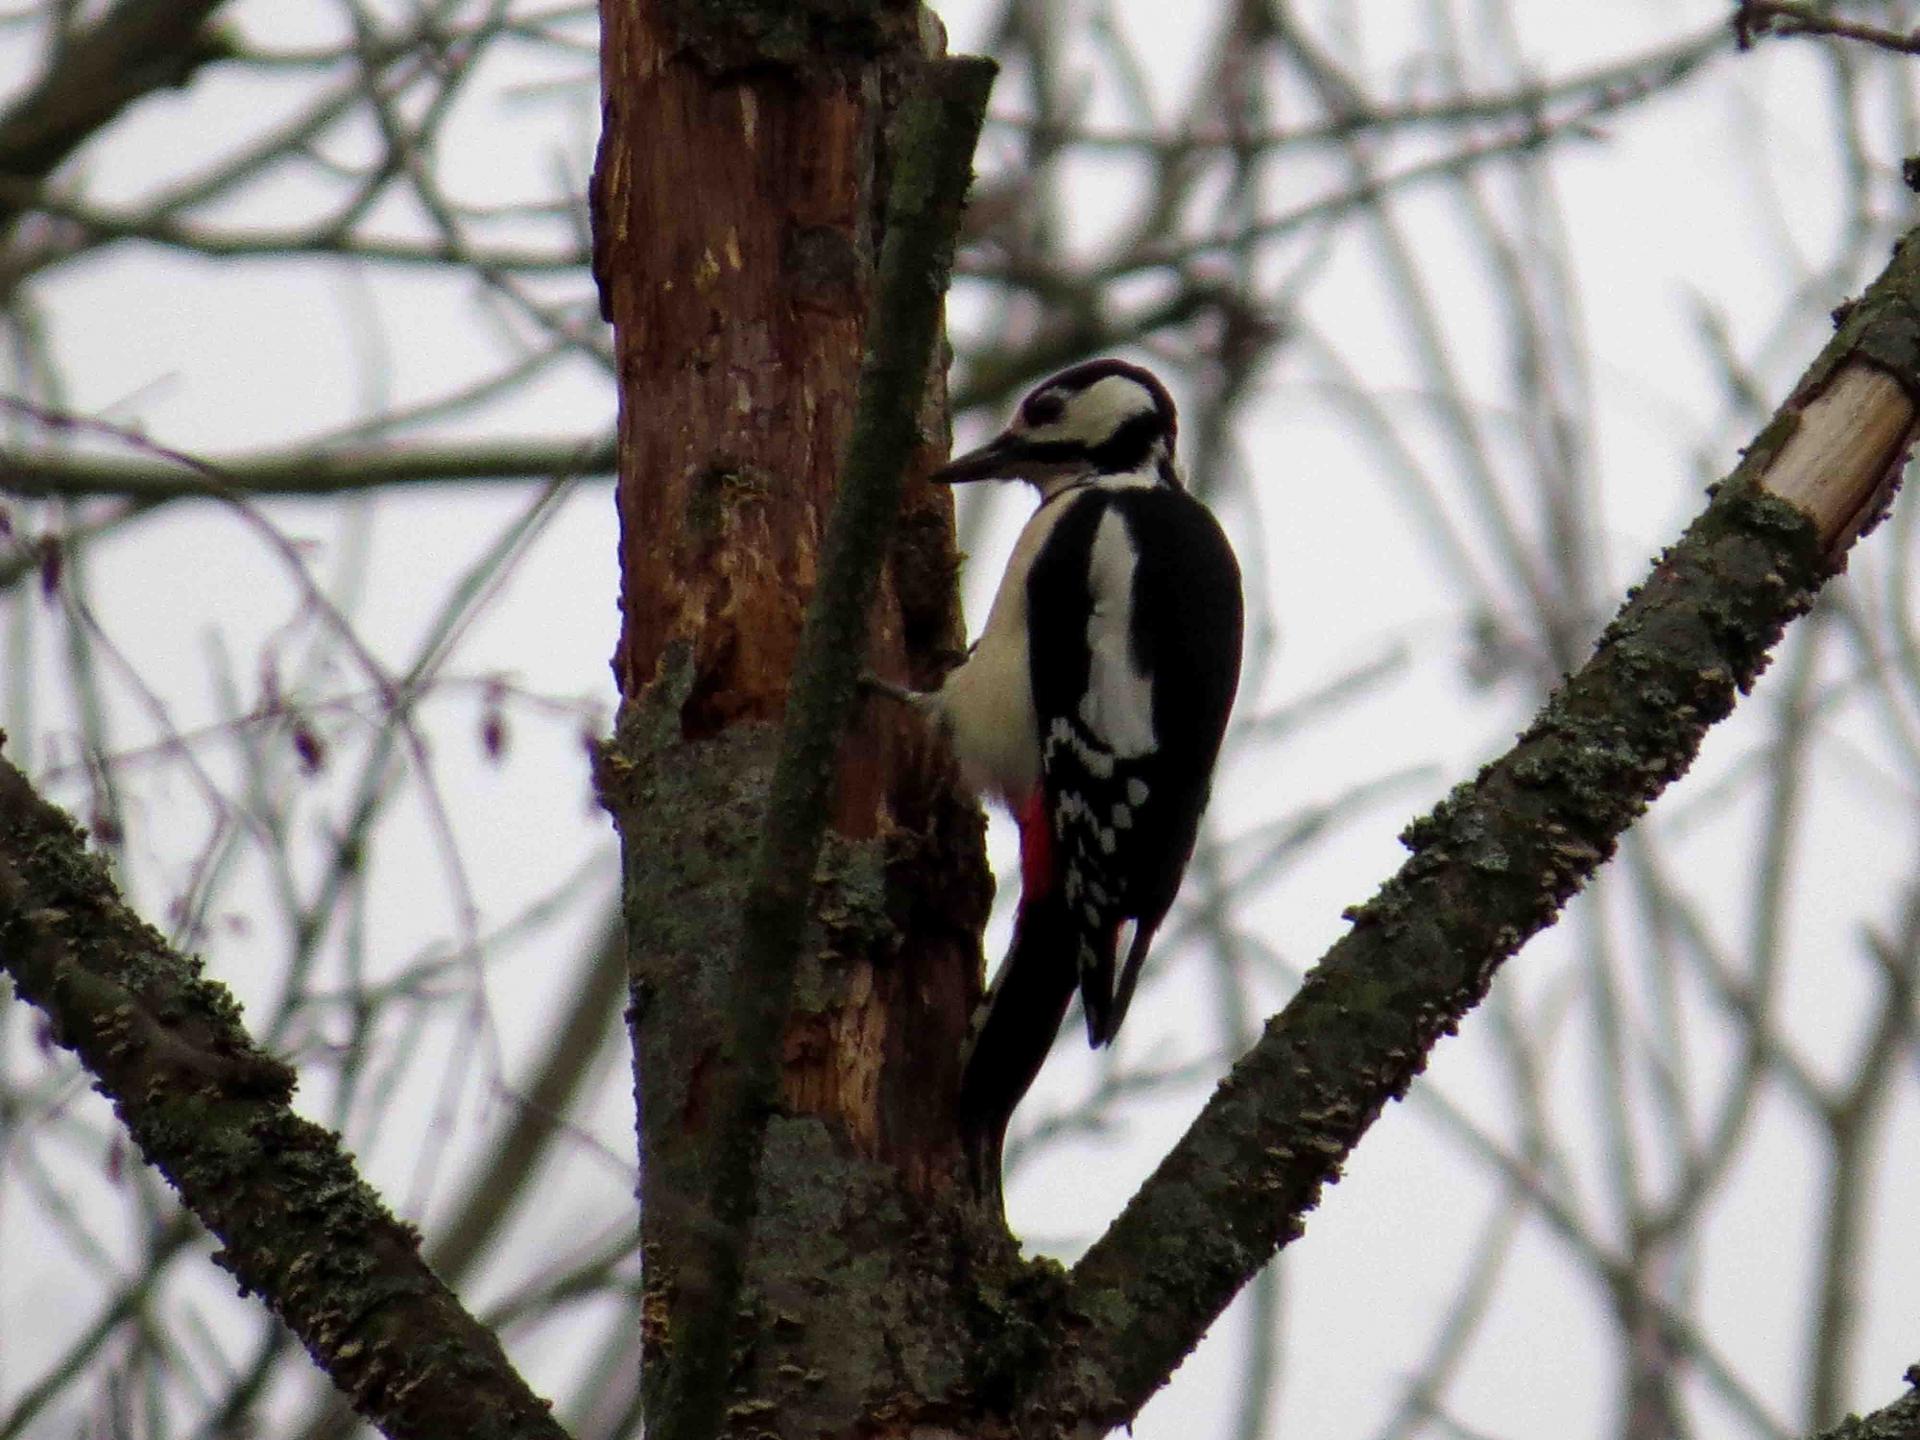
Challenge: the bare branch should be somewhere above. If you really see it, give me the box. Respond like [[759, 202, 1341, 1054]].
[[986, 23, 1728, 153], [0, 0, 234, 228], [1735, 1, 1920, 57], [0, 435, 615, 500], [0, 753, 570, 1440], [1031, 232, 1920, 1430]]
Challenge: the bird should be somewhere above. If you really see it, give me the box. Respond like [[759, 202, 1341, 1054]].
[[903, 358, 1244, 1153]]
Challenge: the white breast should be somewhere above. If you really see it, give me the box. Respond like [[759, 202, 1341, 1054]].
[[927, 494, 1078, 803]]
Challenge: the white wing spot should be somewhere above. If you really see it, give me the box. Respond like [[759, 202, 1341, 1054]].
[[1054, 789, 1096, 829], [1078, 510, 1157, 759], [1048, 717, 1117, 779], [1127, 777, 1150, 807]]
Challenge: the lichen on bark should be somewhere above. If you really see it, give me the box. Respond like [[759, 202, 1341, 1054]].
[[599, 645, 1002, 1440], [0, 748, 566, 1440]]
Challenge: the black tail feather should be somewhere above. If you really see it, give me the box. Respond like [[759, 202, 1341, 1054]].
[[958, 891, 1078, 1172], [1078, 919, 1123, 1046], [1099, 919, 1159, 1047]]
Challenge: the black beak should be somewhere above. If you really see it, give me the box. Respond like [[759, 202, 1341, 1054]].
[[931, 432, 1022, 485]]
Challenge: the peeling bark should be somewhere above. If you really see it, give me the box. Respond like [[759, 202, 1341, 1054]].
[[594, 5, 1006, 1437]]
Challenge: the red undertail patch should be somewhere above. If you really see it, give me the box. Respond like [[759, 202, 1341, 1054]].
[[1016, 789, 1053, 899]]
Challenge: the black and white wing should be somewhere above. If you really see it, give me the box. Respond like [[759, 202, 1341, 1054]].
[[1025, 485, 1243, 1045]]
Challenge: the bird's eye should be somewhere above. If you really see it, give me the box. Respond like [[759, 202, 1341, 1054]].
[[1021, 391, 1065, 427]]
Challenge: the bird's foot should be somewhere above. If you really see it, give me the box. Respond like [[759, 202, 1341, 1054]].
[[859, 672, 920, 707]]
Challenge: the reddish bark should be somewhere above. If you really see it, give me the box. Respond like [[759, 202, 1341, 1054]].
[[594, 0, 989, 1317]]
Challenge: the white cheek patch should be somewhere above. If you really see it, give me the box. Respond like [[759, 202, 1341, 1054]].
[[1077, 509, 1157, 758], [1024, 374, 1156, 447]]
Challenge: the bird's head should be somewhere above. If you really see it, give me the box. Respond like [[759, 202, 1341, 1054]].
[[934, 359, 1179, 496]]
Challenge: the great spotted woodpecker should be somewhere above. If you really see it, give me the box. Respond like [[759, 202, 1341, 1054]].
[[915, 359, 1243, 1147]]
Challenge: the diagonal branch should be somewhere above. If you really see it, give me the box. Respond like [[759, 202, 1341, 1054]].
[[643, 53, 996, 1440], [1034, 230, 1920, 1430], [0, 0, 235, 229], [1805, 1372, 1920, 1440], [1734, 0, 1920, 58], [0, 752, 571, 1440]]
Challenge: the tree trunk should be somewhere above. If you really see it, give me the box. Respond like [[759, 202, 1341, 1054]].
[[591, 4, 1016, 1436]]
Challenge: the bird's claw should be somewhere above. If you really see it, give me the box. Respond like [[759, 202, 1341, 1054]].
[[858, 672, 920, 707]]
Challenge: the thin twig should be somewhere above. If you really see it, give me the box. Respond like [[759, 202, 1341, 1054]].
[[1735, 1, 1920, 57]]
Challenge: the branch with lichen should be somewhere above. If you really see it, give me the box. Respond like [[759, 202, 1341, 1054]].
[[1026, 228, 1920, 1431], [0, 751, 571, 1440]]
